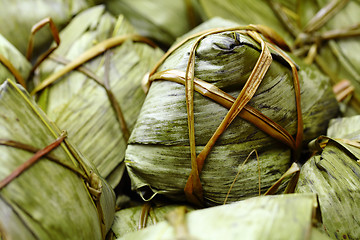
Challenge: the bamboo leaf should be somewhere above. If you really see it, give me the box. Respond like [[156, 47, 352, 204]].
[[295, 115, 360, 239], [0, 80, 115, 239], [0, 0, 101, 58], [197, 0, 360, 114], [197, 0, 294, 44], [273, 0, 360, 114], [32, 7, 164, 187], [111, 203, 195, 238], [116, 194, 330, 240], [126, 18, 338, 205], [0, 34, 31, 87], [105, 0, 202, 46]]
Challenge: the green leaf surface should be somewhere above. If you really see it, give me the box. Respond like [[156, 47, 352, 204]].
[[116, 194, 330, 240], [197, 0, 360, 114], [0, 0, 102, 57], [296, 0, 360, 113], [105, 0, 202, 46], [197, 0, 294, 44], [111, 203, 195, 238], [125, 18, 338, 205], [296, 115, 360, 239], [0, 34, 31, 85], [34, 6, 164, 187], [0, 80, 115, 239]]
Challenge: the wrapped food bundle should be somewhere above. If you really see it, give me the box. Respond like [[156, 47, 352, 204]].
[[116, 194, 331, 240], [295, 115, 360, 239], [105, 0, 201, 47], [125, 18, 339, 206], [0, 2, 358, 239], [111, 203, 195, 237], [197, 0, 360, 114], [196, 0, 293, 44], [0, 0, 102, 58], [0, 34, 31, 87], [31, 5, 164, 187], [293, 0, 360, 114], [0, 80, 115, 239]]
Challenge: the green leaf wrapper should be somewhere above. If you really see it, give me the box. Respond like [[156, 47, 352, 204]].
[[116, 194, 330, 240], [296, 115, 360, 239], [33, 5, 164, 188], [125, 18, 338, 205], [0, 80, 115, 239]]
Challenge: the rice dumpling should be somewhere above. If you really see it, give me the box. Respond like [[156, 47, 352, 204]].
[[295, 115, 360, 239], [292, 0, 360, 114], [197, 0, 360, 114], [111, 203, 195, 238], [32, 5, 164, 188], [125, 18, 339, 206], [0, 0, 102, 59], [116, 194, 331, 240], [105, 0, 202, 47], [0, 80, 115, 239], [196, 0, 293, 44]]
